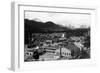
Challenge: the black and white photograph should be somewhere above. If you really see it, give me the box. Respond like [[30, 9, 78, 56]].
[[24, 10, 90, 62]]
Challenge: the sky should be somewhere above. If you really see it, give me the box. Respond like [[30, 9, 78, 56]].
[[25, 11, 91, 28]]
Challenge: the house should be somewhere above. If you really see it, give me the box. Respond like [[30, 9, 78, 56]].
[[66, 43, 80, 58], [54, 43, 80, 59], [54, 46, 72, 59]]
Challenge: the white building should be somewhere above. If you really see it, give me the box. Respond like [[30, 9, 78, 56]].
[[54, 47, 72, 59]]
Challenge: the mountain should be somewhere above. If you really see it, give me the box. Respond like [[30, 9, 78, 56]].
[[25, 19, 69, 33], [24, 19, 90, 36]]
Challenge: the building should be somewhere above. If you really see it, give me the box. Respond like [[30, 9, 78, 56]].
[[66, 43, 80, 58], [55, 47, 72, 59], [54, 43, 80, 59]]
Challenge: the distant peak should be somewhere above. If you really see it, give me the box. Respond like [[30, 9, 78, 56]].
[[33, 18, 42, 22]]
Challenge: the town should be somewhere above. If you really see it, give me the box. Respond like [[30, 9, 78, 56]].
[[24, 31, 90, 61]]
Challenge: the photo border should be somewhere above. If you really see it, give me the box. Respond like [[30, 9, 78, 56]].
[[11, 2, 97, 71]]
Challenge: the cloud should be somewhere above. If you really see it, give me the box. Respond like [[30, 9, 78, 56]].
[[25, 11, 91, 28]]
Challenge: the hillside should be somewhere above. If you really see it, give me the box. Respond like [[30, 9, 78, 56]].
[[24, 19, 90, 36]]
